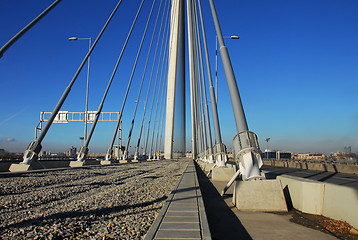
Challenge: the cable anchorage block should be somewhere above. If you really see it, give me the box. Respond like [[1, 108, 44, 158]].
[[233, 131, 264, 180], [77, 146, 89, 162], [23, 141, 42, 165]]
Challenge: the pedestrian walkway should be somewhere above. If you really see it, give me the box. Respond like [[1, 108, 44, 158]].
[[144, 160, 211, 240], [196, 164, 337, 240]]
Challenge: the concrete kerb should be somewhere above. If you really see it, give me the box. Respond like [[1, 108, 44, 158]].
[[197, 188, 211, 239], [195, 163, 212, 240]]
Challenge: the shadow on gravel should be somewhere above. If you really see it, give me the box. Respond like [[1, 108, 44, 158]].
[[0, 196, 167, 232], [0, 190, 32, 197], [143, 176, 161, 180], [194, 162, 252, 240]]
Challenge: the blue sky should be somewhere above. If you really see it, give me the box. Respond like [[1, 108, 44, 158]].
[[0, 0, 357, 155]]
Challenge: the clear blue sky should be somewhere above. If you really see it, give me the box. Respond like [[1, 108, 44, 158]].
[[0, 0, 357, 155]]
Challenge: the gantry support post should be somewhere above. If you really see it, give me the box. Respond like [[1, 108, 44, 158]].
[[164, 0, 184, 159]]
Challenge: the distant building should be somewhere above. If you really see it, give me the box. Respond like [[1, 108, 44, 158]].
[[67, 146, 77, 157], [277, 151, 292, 160], [293, 153, 326, 160], [263, 150, 292, 160], [263, 150, 276, 159], [0, 149, 5, 154], [344, 146, 352, 153]]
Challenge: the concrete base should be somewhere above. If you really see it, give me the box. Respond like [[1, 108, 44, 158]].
[[196, 161, 204, 168], [201, 162, 214, 172], [212, 167, 236, 182], [233, 179, 288, 212], [131, 159, 139, 163], [9, 160, 45, 172], [100, 160, 113, 165], [146, 159, 153, 162], [119, 160, 128, 164], [226, 163, 236, 170], [70, 161, 86, 168], [9, 163, 32, 172]]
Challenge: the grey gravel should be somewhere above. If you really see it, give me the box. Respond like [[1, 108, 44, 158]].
[[0, 159, 188, 239]]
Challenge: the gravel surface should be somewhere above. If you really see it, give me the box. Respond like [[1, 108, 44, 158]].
[[0, 159, 188, 239]]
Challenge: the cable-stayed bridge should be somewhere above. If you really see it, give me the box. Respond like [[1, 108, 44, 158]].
[[1, 0, 357, 239], [2, 0, 263, 179]]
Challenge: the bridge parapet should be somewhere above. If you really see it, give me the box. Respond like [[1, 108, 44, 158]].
[[263, 159, 358, 175]]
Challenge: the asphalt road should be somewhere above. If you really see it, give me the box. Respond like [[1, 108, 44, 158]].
[[262, 165, 358, 190]]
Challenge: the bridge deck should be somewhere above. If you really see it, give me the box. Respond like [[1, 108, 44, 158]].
[[144, 160, 211, 240]]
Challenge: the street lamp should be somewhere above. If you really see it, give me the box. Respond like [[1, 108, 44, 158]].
[[215, 35, 240, 103], [69, 36, 92, 142], [265, 138, 271, 159], [79, 136, 84, 147]]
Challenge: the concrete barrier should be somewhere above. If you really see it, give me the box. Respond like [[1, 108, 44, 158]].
[[277, 175, 324, 215], [263, 160, 358, 175], [276, 174, 358, 229], [323, 183, 358, 229]]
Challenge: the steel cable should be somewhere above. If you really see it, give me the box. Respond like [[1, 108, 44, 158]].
[[118, 0, 158, 160], [143, 3, 171, 155], [79, 0, 146, 160], [22, 0, 124, 164]]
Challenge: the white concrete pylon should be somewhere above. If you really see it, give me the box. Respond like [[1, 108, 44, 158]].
[[164, 0, 184, 159]]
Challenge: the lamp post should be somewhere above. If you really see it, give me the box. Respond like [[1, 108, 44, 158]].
[[265, 137, 271, 159], [79, 136, 84, 148], [215, 35, 239, 103], [69, 36, 91, 142]]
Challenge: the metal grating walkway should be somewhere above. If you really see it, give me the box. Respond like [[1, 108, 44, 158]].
[[144, 160, 211, 240]]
